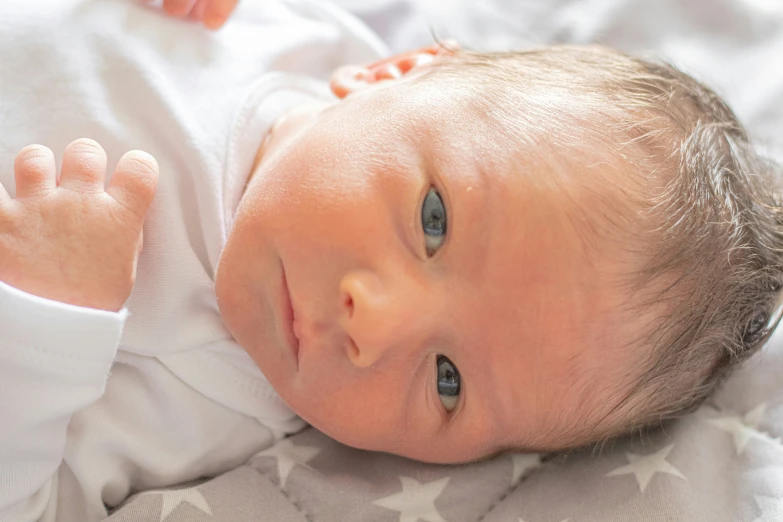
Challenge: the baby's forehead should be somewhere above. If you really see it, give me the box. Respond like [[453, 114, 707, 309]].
[[442, 162, 649, 446]]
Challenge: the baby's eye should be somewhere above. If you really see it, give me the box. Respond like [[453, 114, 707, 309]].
[[422, 188, 447, 256], [436, 355, 461, 412]]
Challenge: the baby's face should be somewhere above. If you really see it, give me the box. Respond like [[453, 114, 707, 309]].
[[216, 74, 637, 463]]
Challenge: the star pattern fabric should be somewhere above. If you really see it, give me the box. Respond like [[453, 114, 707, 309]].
[[255, 438, 321, 488], [139, 485, 213, 522], [372, 476, 450, 522], [510, 453, 541, 485], [605, 444, 686, 493], [105, 400, 783, 522], [708, 403, 781, 455]]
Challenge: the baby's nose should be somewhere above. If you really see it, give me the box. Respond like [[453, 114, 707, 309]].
[[338, 269, 427, 368]]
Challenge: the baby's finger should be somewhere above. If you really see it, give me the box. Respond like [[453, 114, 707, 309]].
[[59, 139, 108, 192], [187, 0, 209, 20], [106, 150, 159, 222], [14, 144, 57, 197], [164, 0, 198, 17], [203, 0, 238, 30]]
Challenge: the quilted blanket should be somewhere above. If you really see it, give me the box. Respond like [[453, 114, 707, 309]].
[[106, 335, 783, 521], [106, 0, 783, 520]]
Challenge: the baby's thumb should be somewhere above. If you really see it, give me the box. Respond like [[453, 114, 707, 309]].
[[107, 150, 159, 222]]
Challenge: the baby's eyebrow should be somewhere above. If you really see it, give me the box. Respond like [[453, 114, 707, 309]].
[[455, 155, 489, 194], [440, 158, 492, 274]]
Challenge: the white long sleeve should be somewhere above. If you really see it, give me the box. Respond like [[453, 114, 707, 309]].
[[0, 280, 127, 522]]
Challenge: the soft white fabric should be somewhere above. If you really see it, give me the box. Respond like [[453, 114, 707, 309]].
[[0, 2, 386, 521]]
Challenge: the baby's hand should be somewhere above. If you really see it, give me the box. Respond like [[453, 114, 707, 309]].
[[159, 0, 239, 30], [0, 139, 158, 312]]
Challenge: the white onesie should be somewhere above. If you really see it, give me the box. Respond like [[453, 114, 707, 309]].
[[0, 1, 386, 521]]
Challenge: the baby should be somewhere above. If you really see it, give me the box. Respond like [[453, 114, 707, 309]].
[[1, 0, 782, 521]]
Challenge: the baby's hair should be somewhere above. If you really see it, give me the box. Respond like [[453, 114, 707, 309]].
[[414, 44, 783, 451]]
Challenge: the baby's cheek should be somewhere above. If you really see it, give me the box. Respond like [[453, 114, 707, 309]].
[[297, 374, 406, 449]]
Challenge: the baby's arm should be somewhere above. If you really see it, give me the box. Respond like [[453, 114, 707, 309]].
[[0, 140, 158, 521]]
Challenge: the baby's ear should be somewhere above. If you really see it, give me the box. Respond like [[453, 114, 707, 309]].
[[329, 41, 458, 99]]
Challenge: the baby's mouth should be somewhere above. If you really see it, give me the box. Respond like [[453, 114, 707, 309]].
[[291, 320, 301, 367], [292, 311, 302, 360], [292, 317, 301, 343], [280, 262, 301, 367]]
